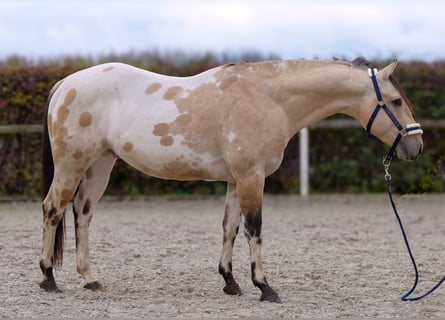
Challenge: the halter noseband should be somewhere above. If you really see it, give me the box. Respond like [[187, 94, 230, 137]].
[[366, 68, 423, 164]]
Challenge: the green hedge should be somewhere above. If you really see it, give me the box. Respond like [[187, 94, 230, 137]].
[[1, 53, 444, 198]]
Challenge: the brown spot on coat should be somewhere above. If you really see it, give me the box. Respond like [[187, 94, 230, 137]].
[[145, 82, 162, 95], [175, 113, 192, 126], [79, 112, 92, 127], [53, 126, 68, 163], [102, 66, 114, 72], [72, 150, 83, 159], [51, 89, 77, 163], [55, 106, 69, 131], [163, 86, 183, 101], [153, 123, 175, 147], [123, 142, 133, 152], [64, 89, 77, 106], [153, 123, 170, 136], [61, 188, 72, 202], [160, 136, 174, 146], [161, 159, 210, 180]]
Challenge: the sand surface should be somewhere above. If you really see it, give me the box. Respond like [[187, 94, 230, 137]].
[[0, 194, 444, 318]]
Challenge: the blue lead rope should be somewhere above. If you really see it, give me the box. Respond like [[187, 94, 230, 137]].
[[384, 162, 445, 301]]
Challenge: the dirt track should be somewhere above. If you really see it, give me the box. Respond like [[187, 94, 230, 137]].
[[0, 194, 444, 318]]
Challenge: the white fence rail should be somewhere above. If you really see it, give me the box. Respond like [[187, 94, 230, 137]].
[[0, 124, 43, 134], [299, 118, 445, 196], [2, 119, 445, 196]]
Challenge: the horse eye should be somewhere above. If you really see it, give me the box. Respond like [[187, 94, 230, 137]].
[[392, 98, 402, 107]]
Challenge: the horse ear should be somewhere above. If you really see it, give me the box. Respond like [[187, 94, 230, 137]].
[[379, 60, 398, 79]]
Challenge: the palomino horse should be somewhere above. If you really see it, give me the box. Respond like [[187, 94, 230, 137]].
[[39, 57, 423, 303]]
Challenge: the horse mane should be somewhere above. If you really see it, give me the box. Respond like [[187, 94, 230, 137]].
[[222, 58, 414, 113], [351, 56, 371, 69], [223, 56, 372, 70]]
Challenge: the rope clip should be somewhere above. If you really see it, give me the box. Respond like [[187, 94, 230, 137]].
[[383, 157, 391, 181]]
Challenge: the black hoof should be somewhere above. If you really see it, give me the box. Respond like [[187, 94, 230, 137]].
[[84, 281, 103, 291], [223, 282, 243, 296], [39, 279, 61, 293], [260, 287, 281, 303]]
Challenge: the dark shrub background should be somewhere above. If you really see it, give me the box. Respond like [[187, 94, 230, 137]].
[[1, 53, 444, 198]]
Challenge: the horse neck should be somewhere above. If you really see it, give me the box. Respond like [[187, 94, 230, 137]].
[[267, 60, 367, 136]]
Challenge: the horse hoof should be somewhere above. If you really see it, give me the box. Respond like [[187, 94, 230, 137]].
[[260, 287, 281, 303], [39, 279, 61, 293], [223, 283, 243, 296], [84, 281, 103, 291]]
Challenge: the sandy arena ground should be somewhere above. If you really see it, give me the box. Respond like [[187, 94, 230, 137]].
[[0, 194, 444, 318]]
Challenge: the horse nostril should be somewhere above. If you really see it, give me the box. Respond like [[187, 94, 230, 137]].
[[418, 145, 423, 156]]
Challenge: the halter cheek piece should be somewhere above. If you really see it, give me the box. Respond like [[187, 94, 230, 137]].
[[366, 68, 423, 164]]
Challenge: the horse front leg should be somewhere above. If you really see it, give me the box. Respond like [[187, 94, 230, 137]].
[[236, 172, 281, 303], [218, 182, 243, 296]]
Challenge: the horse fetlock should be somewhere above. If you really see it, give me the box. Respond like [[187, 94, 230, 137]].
[[220, 272, 242, 296], [251, 261, 270, 286], [219, 262, 242, 296], [39, 258, 51, 271], [76, 263, 90, 276], [251, 265, 281, 303], [39, 262, 60, 292]]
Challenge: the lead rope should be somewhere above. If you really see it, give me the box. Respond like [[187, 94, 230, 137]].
[[384, 159, 445, 301]]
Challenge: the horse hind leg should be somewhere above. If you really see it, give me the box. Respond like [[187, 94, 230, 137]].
[[236, 172, 281, 303], [218, 182, 243, 296], [40, 172, 83, 292], [72, 154, 116, 291]]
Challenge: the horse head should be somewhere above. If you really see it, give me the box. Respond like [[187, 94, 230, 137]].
[[358, 60, 423, 161]]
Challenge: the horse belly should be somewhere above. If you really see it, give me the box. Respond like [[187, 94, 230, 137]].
[[113, 134, 232, 182]]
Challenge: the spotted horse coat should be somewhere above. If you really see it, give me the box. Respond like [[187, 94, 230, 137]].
[[39, 59, 423, 303]]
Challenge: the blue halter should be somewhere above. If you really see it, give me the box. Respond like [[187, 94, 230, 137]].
[[366, 68, 423, 164]]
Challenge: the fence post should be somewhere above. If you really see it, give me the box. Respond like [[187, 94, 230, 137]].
[[299, 127, 309, 196]]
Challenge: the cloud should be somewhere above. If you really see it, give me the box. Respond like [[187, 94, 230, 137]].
[[0, 0, 444, 61]]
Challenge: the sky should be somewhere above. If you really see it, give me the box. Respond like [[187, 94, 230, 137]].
[[0, 0, 444, 62]]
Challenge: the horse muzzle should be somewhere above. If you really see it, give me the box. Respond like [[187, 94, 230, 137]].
[[397, 135, 423, 161]]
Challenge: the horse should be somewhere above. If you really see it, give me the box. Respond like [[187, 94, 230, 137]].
[[39, 57, 423, 303]]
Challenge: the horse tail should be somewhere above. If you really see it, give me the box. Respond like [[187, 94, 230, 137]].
[[42, 80, 65, 267]]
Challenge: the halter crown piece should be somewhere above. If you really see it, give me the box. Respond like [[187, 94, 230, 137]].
[[366, 68, 423, 164]]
